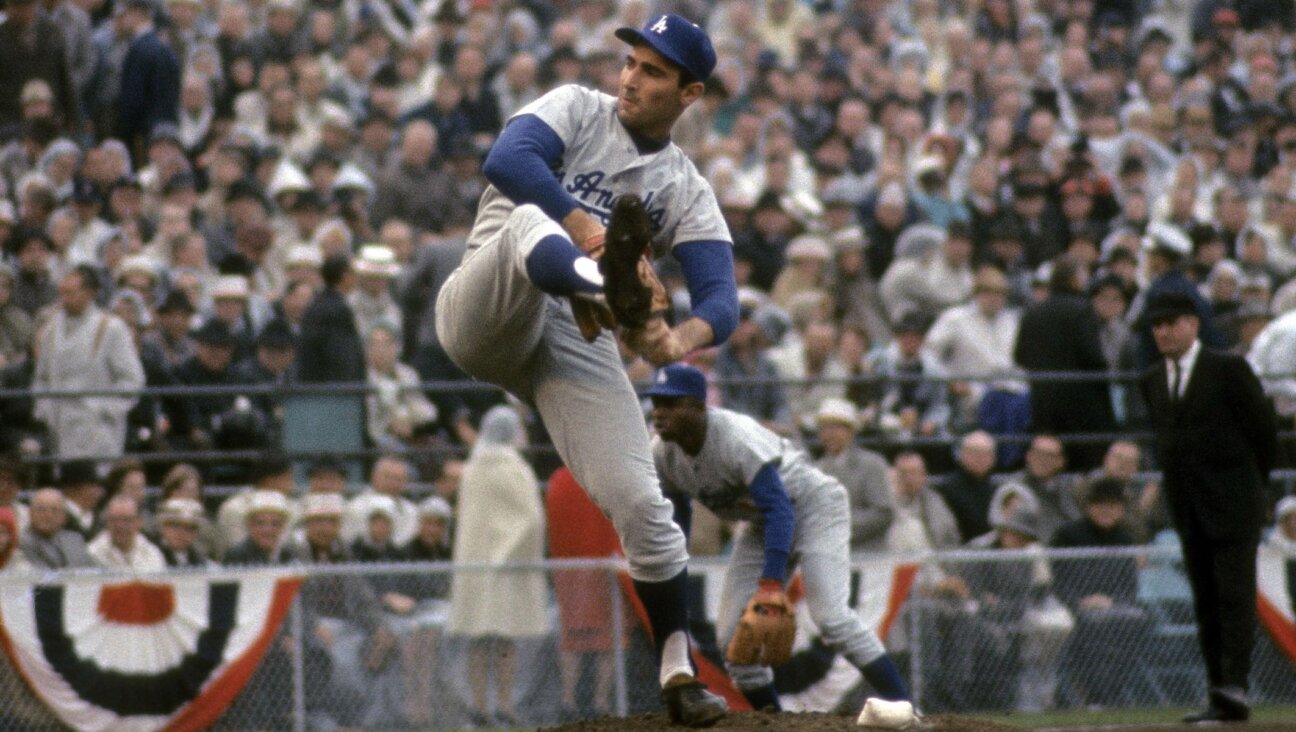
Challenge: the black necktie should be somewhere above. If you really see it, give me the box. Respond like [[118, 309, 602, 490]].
[[1171, 362, 1182, 406]]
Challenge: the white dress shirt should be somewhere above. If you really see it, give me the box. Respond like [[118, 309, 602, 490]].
[[1165, 339, 1202, 399]]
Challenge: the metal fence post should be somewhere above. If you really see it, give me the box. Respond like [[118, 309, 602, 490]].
[[290, 597, 306, 732], [610, 562, 628, 718], [909, 592, 924, 707]]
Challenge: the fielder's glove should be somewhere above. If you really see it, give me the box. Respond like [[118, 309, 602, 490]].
[[726, 578, 795, 667], [601, 194, 669, 328]]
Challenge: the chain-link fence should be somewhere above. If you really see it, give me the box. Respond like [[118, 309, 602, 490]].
[[0, 547, 1292, 730]]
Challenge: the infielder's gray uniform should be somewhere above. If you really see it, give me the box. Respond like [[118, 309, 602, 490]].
[[434, 84, 731, 582], [652, 408, 889, 690]]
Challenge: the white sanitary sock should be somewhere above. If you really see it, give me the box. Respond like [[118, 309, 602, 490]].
[[659, 630, 692, 687]]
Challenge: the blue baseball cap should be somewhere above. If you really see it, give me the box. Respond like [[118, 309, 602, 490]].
[[615, 13, 716, 83], [643, 364, 708, 402]]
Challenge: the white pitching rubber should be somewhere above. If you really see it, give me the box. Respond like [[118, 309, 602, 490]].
[[856, 698, 919, 729]]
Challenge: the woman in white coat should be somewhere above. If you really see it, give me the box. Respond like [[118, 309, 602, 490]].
[[447, 405, 548, 725]]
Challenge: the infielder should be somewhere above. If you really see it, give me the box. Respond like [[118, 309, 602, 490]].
[[434, 13, 738, 726], [644, 364, 911, 712]]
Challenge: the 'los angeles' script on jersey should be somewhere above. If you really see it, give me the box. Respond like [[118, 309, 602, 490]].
[[558, 169, 668, 232]]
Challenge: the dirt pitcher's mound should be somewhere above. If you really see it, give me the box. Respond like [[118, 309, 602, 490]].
[[539, 711, 1018, 732]]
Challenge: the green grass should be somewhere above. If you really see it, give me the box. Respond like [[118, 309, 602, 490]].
[[981, 704, 1296, 727]]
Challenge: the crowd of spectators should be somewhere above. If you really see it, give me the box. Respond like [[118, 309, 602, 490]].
[[2, 0, 1296, 723]]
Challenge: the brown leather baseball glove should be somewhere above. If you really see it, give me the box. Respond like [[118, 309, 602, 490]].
[[600, 194, 669, 328], [726, 579, 795, 667]]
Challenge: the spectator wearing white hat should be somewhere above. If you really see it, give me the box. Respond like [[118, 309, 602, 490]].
[[156, 497, 213, 567], [395, 494, 454, 725], [222, 489, 294, 565], [813, 398, 894, 552], [769, 233, 832, 310], [825, 224, 890, 344], [202, 273, 258, 360], [1127, 221, 1226, 366], [282, 243, 324, 290], [289, 488, 400, 728], [349, 244, 403, 339], [351, 493, 404, 564], [217, 455, 302, 556], [879, 222, 963, 323]]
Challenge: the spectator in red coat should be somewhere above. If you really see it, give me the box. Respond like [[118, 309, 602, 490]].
[[545, 466, 635, 722]]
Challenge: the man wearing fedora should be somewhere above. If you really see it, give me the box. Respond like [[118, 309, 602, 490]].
[[1141, 290, 1276, 723]]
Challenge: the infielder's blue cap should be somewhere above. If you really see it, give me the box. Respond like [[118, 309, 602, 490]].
[[643, 364, 708, 402], [615, 13, 716, 83]]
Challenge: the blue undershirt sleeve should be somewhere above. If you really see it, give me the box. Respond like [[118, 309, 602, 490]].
[[481, 114, 581, 223], [749, 462, 794, 583], [667, 490, 693, 540], [673, 240, 738, 344]]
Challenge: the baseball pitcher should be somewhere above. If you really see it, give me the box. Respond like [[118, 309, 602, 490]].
[[433, 12, 738, 727]]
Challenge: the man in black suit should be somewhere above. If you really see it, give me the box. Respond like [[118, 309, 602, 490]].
[[298, 254, 366, 384], [1140, 291, 1277, 723], [1014, 254, 1113, 469], [115, 0, 180, 158]]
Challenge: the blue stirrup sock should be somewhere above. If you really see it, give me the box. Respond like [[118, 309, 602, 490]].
[[741, 684, 782, 711], [525, 233, 602, 296], [860, 655, 910, 701], [633, 569, 696, 682]]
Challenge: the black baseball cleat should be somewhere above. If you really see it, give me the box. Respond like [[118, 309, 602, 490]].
[[600, 193, 655, 328], [661, 675, 727, 727], [1183, 687, 1250, 724]]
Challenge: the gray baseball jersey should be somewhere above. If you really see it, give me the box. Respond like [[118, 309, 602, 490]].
[[651, 407, 889, 691], [465, 84, 731, 257], [435, 84, 730, 585], [652, 408, 837, 523]]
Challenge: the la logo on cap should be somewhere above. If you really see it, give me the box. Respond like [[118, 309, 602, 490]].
[[657, 371, 668, 383], [651, 15, 668, 33]]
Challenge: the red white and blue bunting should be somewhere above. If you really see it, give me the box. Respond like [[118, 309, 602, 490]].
[[1257, 545, 1296, 664], [0, 571, 302, 732]]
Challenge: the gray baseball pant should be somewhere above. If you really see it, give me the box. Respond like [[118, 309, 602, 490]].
[[435, 204, 688, 583], [716, 486, 888, 690]]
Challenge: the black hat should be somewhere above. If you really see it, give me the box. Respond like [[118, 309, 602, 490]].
[[308, 455, 347, 477], [1144, 291, 1198, 324], [148, 122, 182, 147], [892, 310, 931, 335], [1086, 477, 1126, 505], [162, 171, 198, 195], [306, 149, 342, 171], [256, 318, 297, 350], [290, 189, 326, 211], [191, 319, 236, 348], [72, 178, 102, 204], [225, 178, 269, 208], [989, 215, 1025, 242], [59, 459, 99, 488], [111, 174, 143, 192], [156, 289, 196, 315], [251, 451, 294, 483]]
